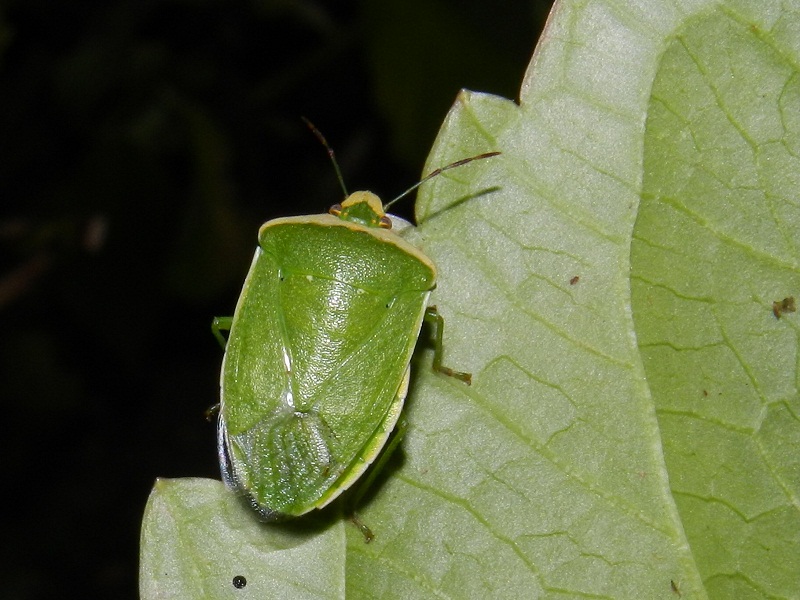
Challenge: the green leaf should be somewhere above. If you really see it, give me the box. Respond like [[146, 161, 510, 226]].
[[140, 1, 799, 598], [631, 6, 800, 599], [139, 478, 345, 599]]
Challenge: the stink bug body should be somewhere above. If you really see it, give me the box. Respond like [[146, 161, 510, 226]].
[[213, 124, 498, 520]]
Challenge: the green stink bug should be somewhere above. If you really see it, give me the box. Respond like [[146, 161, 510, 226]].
[[213, 126, 498, 521]]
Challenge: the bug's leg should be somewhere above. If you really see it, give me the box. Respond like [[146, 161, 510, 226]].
[[349, 513, 374, 544], [211, 316, 233, 349], [204, 403, 220, 422], [348, 416, 409, 543], [424, 306, 472, 384]]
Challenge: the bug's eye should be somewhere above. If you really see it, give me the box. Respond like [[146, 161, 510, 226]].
[[379, 215, 392, 229], [329, 204, 342, 216]]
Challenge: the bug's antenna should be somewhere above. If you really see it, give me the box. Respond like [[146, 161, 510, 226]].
[[301, 117, 349, 198], [383, 151, 501, 211]]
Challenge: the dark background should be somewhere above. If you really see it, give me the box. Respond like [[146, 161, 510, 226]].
[[0, 1, 551, 597]]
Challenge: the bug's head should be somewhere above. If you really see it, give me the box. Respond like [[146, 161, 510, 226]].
[[302, 117, 500, 229], [329, 191, 392, 229]]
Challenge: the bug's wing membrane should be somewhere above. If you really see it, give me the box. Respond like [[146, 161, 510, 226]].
[[230, 405, 335, 519]]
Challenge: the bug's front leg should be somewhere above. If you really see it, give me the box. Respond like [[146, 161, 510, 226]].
[[211, 316, 233, 350], [424, 306, 471, 384]]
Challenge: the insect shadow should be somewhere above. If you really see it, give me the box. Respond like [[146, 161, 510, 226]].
[[237, 494, 342, 543], [418, 185, 503, 225]]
